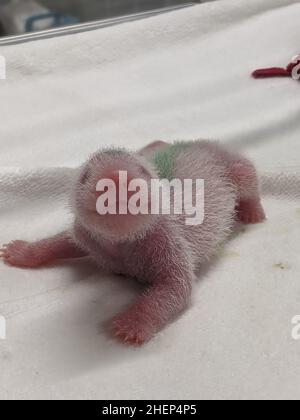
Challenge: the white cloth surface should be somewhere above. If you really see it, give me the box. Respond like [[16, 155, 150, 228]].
[[1, 0, 300, 400]]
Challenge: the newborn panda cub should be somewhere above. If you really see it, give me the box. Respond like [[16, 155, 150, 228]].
[[1, 140, 265, 345]]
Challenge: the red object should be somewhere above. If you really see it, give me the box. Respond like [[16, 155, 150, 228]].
[[252, 55, 300, 79]]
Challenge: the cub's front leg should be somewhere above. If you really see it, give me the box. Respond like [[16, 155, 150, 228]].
[[111, 245, 194, 346], [1, 231, 87, 268]]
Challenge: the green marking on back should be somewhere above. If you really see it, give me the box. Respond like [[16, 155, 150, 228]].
[[153, 148, 174, 180], [152, 141, 192, 180]]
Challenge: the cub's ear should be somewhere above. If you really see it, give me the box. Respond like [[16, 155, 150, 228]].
[[79, 166, 92, 185]]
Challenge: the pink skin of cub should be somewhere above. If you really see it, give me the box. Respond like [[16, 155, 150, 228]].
[[0, 141, 265, 346]]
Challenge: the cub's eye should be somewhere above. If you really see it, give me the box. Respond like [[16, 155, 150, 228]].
[[79, 167, 91, 185]]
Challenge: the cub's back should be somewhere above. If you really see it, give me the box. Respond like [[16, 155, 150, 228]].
[[152, 141, 238, 266]]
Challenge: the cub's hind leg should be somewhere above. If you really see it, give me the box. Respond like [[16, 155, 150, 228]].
[[230, 159, 266, 224]]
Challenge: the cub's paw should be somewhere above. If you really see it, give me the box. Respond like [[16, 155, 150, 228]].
[[237, 200, 266, 224], [0, 241, 45, 268], [110, 311, 154, 346]]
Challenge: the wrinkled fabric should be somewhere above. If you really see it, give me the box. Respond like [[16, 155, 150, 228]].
[[0, 0, 300, 400]]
